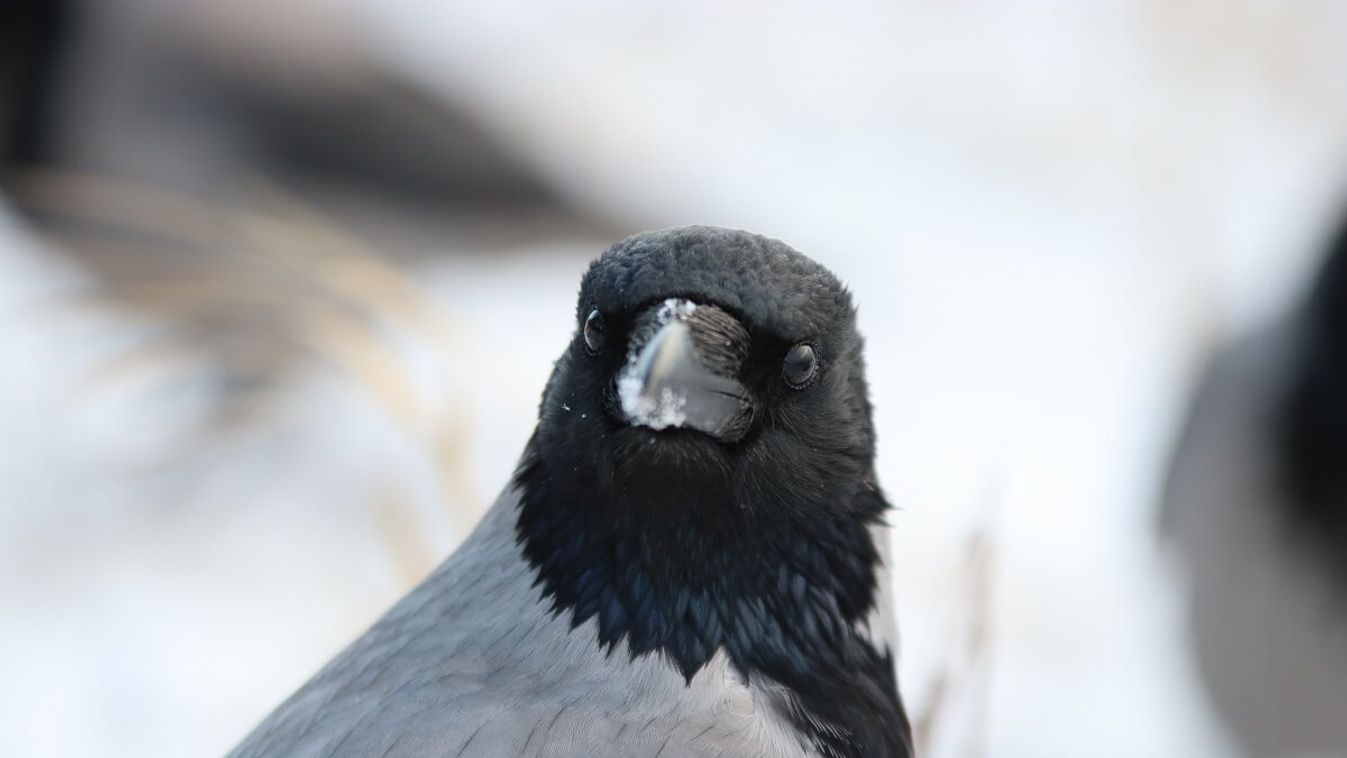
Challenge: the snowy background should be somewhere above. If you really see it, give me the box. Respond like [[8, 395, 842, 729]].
[[4, 2, 1347, 756]]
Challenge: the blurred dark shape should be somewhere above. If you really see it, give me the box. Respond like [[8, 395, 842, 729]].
[[1163, 204, 1347, 757], [1279, 220, 1347, 573], [0, 0, 555, 206], [0, 0, 72, 165]]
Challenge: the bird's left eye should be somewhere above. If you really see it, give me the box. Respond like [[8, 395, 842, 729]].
[[782, 343, 818, 388], [584, 309, 607, 354]]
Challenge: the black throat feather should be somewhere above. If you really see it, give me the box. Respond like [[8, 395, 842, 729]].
[[513, 440, 911, 758]]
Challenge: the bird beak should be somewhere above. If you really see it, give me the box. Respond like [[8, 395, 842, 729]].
[[616, 316, 753, 442]]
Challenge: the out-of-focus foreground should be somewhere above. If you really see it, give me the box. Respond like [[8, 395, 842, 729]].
[[3, 3, 1347, 757]]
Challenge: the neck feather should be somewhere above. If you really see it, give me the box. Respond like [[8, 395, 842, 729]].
[[512, 442, 911, 758]]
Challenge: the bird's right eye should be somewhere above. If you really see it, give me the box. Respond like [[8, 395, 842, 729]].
[[584, 309, 607, 354], [782, 343, 818, 388]]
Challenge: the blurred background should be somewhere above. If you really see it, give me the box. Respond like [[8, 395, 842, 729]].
[[3, 2, 1347, 756]]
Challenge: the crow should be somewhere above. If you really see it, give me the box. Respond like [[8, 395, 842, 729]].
[[230, 226, 912, 758], [1163, 216, 1347, 756]]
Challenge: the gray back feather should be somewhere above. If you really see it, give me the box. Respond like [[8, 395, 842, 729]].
[[229, 489, 821, 758]]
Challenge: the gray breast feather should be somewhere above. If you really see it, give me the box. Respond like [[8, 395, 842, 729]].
[[228, 489, 817, 758]]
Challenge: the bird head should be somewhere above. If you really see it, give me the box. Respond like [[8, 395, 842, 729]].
[[532, 225, 876, 520], [515, 227, 908, 756]]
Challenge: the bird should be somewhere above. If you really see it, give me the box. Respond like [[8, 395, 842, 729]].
[[1162, 215, 1347, 756], [228, 226, 913, 758]]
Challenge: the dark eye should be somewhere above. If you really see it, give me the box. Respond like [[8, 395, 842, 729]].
[[583, 309, 607, 354], [782, 343, 818, 388]]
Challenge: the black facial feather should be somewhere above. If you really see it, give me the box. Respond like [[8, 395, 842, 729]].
[[685, 306, 751, 377], [1278, 215, 1347, 575], [516, 227, 911, 758]]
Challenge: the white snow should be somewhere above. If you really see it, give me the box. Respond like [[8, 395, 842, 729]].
[[618, 378, 687, 430], [616, 298, 697, 429], [656, 298, 697, 322]]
